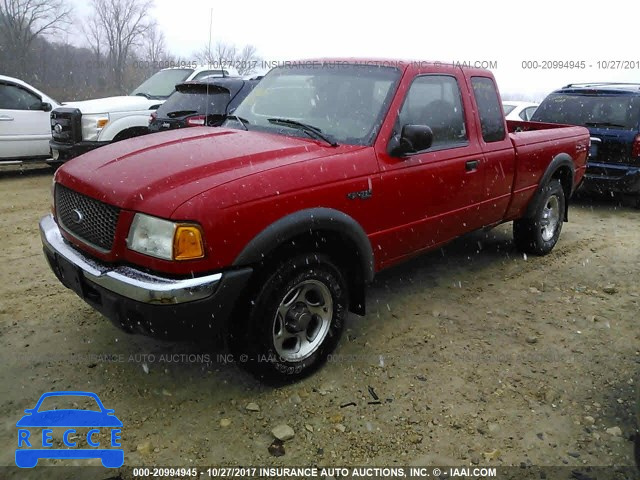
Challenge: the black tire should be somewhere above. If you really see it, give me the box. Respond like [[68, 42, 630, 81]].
[[513, 179, 565, 255], [230, 253, 348, 383]]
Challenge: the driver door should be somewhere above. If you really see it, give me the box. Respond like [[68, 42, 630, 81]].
[[374, 70, 485, 266]]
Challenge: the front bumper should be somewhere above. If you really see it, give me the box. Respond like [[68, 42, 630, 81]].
[[583, 161, 640, 195], [49, 139, 107, 162], [39, 214, 252, 339]]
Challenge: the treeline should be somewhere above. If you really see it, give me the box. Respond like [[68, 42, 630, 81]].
[[1, 35, 147, 101], [0, 0, 260, 102]]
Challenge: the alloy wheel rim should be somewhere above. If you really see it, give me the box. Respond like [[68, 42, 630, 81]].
[[540, 195, 560, 242], [272, 279, 333, 362]]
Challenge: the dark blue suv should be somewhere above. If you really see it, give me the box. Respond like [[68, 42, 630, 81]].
[[532, 83, 640, 202]]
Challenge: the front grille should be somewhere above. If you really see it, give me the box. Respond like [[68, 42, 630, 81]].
[[51, 107, 82, 144], [55, 184, 120, 251]]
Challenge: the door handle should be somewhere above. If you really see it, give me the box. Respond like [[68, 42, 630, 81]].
[[465, 160, 479, 171], [0, 115, 14, 121]]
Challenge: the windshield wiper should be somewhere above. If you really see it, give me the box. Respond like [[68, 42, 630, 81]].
[[267, 118, 338, 147], [167, 110, 198, 118], [224, 114, 249, 131], [134, 92, 152, 99], [585, 121, 626, 128]]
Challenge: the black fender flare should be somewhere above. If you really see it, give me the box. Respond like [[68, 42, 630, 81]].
[[525, 153, 575, 221], [232, 207, 375, 284]]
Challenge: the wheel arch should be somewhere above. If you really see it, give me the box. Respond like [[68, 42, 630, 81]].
[[525, 153, 574, 221], [112, 126, 149, 142], [232, 208, 374, 315], [98, 114, 151, 142]]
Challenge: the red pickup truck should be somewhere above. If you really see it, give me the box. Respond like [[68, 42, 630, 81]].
[[40, 59, 589, 382]]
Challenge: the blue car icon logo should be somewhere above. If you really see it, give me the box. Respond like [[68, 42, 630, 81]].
[[16, 391, 123, 468]]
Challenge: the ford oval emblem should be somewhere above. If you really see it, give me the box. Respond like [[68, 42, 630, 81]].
[[54, 123, 63, 134], [71, 209, 84, 224]]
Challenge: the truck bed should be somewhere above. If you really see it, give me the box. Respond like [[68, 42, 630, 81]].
[[504, 120, 590, 220]]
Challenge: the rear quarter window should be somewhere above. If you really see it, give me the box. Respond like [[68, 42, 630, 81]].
[[471, 77, 506, 142]]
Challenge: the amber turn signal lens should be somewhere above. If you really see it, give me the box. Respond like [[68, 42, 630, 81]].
[[173, 225, 204, 260], [96, 118, 109, 129]]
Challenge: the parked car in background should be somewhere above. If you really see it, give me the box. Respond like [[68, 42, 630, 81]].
[[49, 65, 238, 163], [148, 77, 260, 133], [532, 83, 640, 202], [40, 59, 589, 382], [502, 101, 538, 121], [0, 75, 59, 163]]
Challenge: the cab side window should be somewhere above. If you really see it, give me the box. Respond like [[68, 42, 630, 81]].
[[0, 83, 41, 110], [395, 75, 468, 150], [471, 77, 506, 142]]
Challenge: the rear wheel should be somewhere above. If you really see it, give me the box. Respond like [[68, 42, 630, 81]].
[[230, 253, 348, 383], [513, 179, 565, 255]]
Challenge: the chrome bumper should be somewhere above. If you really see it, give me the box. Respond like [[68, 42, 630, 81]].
[[39, 214, 222, 304]]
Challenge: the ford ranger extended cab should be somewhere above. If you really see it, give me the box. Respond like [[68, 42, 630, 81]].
[[40, 59, 589, 382], [48, 65, 237, 163]]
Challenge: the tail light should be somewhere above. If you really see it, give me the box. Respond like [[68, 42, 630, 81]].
[[149, 112, 157, 125], [632, 134, 640, 157], [186, 115, 206, 127]]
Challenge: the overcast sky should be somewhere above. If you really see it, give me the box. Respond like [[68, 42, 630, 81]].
[[75, 0, 638, 101]]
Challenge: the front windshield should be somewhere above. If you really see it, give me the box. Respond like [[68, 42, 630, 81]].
[[130, 68, 194, 99], [231, 63, 401, 145]]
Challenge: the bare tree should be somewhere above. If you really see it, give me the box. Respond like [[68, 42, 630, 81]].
[[83, 13, 104, 67], [196, 41, 234, 69], [195, 44, 213, 67], [195, 41, 260, 75], [235, 44, 260, 76], [213, 42, 236, 69], [0, 0, 72, 78], [143, 22, 166, 65], [88, 0, 153, 91]]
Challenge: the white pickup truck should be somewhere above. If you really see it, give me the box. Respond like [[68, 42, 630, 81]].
[[49, 65, 237, 163]]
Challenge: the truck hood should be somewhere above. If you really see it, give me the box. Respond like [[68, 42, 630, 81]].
[[56, 127, 354, 217], [62, 95, 162, 114]]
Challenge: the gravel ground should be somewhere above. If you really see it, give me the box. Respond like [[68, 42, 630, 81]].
[[0, 166, 638, 479]]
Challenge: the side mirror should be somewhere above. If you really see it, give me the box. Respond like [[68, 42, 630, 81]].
[[41, 102, 52, 112], [388, 125, 434, 157]]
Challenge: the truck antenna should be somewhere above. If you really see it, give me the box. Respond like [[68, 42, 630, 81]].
[[208, 8, 214, 71]]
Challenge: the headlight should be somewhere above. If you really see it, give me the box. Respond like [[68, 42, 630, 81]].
[[126, 213, 205, 261], [81, 113, 109, 141]]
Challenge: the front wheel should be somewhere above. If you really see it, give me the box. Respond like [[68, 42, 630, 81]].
[[513, 179, 565, 255], [231, 253, 348, 383]]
